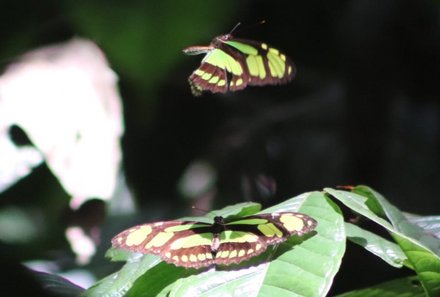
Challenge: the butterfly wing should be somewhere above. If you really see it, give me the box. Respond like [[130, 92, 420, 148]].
[[213, 212, 317, 266], [213, 229, 270, 266], [188, 55, 228, 96], [224, 38, 296, 86], [112, 220, 216, 268], [188, 46, 250, 96]]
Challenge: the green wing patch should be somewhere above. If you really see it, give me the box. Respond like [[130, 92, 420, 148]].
[[111, 212, 317, 269], [183, 34, 296, 96]]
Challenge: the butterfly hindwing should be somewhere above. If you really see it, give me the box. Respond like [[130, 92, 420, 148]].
[[158, 222, 216, 268], [213, 235, 265, 266], [213, 212, 317, 265], [188, 58, 228, 96], [188, 45, 250, 95]]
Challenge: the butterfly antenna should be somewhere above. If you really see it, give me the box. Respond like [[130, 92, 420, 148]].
[[230, 20, 266, 35], [229, 22, 242, 34]]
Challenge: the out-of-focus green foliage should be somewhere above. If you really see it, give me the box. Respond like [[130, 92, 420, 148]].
[[66, 0, 243, 94]]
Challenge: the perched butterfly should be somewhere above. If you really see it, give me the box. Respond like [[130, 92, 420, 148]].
[[183, 31, 296, 96], [111, 212, 317, 269]]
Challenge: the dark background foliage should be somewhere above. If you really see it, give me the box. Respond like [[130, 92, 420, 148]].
[[0, 0, 439, 295]]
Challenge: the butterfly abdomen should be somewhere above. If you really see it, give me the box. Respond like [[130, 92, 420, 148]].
[[182, 45, 213, 56]]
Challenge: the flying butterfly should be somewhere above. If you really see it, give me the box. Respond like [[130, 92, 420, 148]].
[[111, 212, 317, 269], [183, 25, 296, 96]]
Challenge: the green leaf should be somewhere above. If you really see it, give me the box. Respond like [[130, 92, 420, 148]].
[[335, 276, 425, 297], [127, 262, 196, 297], [91, 192, 345, 297], [345, 222, 407, 268], [141, 191, 346, 297], [179, 202, 262, 224], [83, 254, 163, 297], [392, 234, 440, 296], [352, 186, 440, 296], [404, 213, 440, 239], [351, 185, 387, 218], [352, 186, 440, 255], [211, 201, 262, 219], [325, 187, 440, 297], [105, 247, 133, 262]]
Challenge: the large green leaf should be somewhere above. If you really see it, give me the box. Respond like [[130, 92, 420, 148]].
[[83, 254, 164, 297], [351, 186, 440, 296], [87, 192, 345, 297], [131, 191, 346, 297], [393, 235, 440, 296], [325, 187, 440, 297], [335, 276, 425, 297], [352, 186, 440, 255]]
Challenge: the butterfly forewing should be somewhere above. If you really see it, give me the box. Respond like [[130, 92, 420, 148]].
[[111, 220, 215, 268], [226, 38, 296, 86]]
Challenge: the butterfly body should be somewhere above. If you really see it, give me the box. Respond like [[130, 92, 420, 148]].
[[183, 34, 296, 96], [112, 212, 316, 269]]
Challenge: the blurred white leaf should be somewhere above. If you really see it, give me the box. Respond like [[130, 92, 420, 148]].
[[0, 129, 43, 192], [0, 38, 124, 206], [0, 206, 40, 243], [178, 160, 217, 199], [65, 226, 96, 265]]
